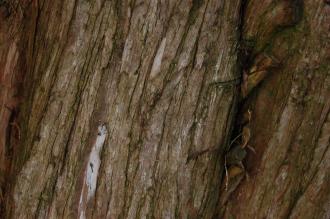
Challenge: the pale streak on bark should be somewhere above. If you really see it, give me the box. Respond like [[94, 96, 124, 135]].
[[78, 124, 107, 219], [150, 37, 167, 79]]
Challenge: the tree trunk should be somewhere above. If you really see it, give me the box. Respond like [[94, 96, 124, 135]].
[[0, 0, 329, 219]]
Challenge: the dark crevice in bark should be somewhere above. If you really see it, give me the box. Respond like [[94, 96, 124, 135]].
[[225, 0, 249, 143], [148, 96, 174, 216], [218, 0, 247, 189], [236, 0, 252, 76], [0, 1, 40, 216]]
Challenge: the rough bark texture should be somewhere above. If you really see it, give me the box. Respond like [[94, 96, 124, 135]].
[[0, 0, 329, 219], [1, 0, 242, 218], [221, 0, 330, 218]]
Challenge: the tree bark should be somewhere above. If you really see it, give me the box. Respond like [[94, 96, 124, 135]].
[[1, 0, 242, 218], [221, 0, 330, 219], [0, 0, 329, 219]]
